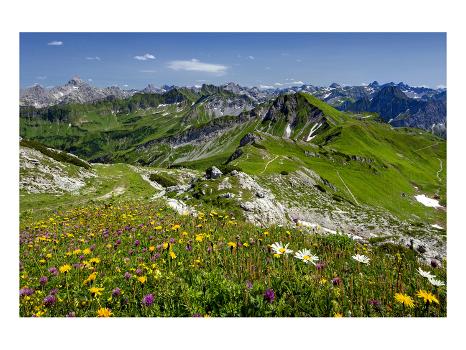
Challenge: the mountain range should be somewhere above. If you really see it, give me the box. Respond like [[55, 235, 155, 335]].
[[20, 77, 446, 137]]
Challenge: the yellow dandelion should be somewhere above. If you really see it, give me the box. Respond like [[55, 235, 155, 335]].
[[169, 251, 177, 259], [416, 290, 439, 305], [59, 264, 72, 274], [89, 287, 104, 297], [82, 248, 91, 255], [155, 225, 163, 231], [162, 242, 169, 250], [243, 242, 249, 247], [319, 278, 327, 285], [97, 307, 112, 317], [263, 231, 269, 236], [227, 242, 237, 248], [137, 276, 147, 284], [149, 246, 155, 252], [334, 312, 343, 317], [83, 272, 97, 285], [89, 257, 101, 265], [171, 224, 181, 231], [395, 293, 415, 308]]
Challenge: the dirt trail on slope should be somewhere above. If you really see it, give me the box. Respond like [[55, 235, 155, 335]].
[[261, 156, 279, 174], [97, 186, 126, 200]]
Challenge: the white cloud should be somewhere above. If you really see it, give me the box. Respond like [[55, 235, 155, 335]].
[[248, 55, 255, 60], [436, 84, 446, 89], [134, 53, 156, 61], [259, 84, 274, 89], [85, 56, 101, 61], [47, 41, 63, 46], [167, 59, 228, 75], [274, 82, 283, 86], [123, 84, 129, 87], [88, 78, 93, 82], [285, 80, 304, 85], [140, 70, 157, 73]]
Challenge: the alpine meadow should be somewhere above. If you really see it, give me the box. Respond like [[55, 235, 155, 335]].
[[19, 32, 447, 317]]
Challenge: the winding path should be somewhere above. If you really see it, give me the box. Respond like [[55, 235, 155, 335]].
[[415, 142, 439, 152], [436, 158, 443, 181], [261, 155, 279, 174], [336, 170, 360, 206]]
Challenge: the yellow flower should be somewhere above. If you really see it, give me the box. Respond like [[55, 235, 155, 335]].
[[227, 242, 237, 248], [82, 248, 91, 255], [181, 231, 189, 236], [162, 242, 169, 250], [137, 276, 147, 284], [155, 225, 163, 231], [83, 272, 97, 285], [319, 278, 327, 285], [89, 287, 104, 296], [243, 242, 249, 247], [195, 234, 204, 242], [273, 253, 281, 259], [416, 290, 439, 305], [334, 312, 343, 317], [46, 253, 52, 259], [263, 231, 269, 236], [395, 293, 415, 308], [73, 249, 82, 255], [171, 224, 181, 231], [39, 259, 46, 264], [89, 257, 101, 265], [149, 246, 155, 252], [59, 264, 72, 274], [169, 251, 177, 259], [97, 307, 112, 317]]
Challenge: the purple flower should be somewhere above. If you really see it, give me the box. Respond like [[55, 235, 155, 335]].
[[43, 294, 57, 307], [116, 239, 121, 245], [154, 253, 161, 260], [135, 268, 143, 276], [186, 244, 193, 252], [192, 313, 202, 317], [50, 288, 59, 295], [134, 240, 140, 247], [369, 299, 382, 311], [90, 244, 96, 251], [332, 277, 342, 286], [48, 267, 58, 276], [315, 262, 326, 271], [169, 237, 175, 244], [66, 312, 76, 317], [246, 280, 253, 289], [142, 293, 154, 307], [39, 276, 48, 286], [112, 288, 121, 297], [207, 247, 212, 254], [19, 287, 34, 297], [79, 255, 85, 260], [264, 288, 275, 303], [124, 272, 132, 280]]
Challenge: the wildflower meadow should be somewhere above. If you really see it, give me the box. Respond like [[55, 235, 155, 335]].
[[19, 201, 446, 317]]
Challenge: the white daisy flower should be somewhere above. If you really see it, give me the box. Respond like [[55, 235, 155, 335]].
[[294, 249, 319, 265], [417, 267, 435, 279], [352, 254, 370, 265], [270, 242, 293, 255], [428, 277, 445, 287]]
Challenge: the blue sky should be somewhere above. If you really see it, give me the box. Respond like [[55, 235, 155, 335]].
[[20, 33, 446, 89]]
